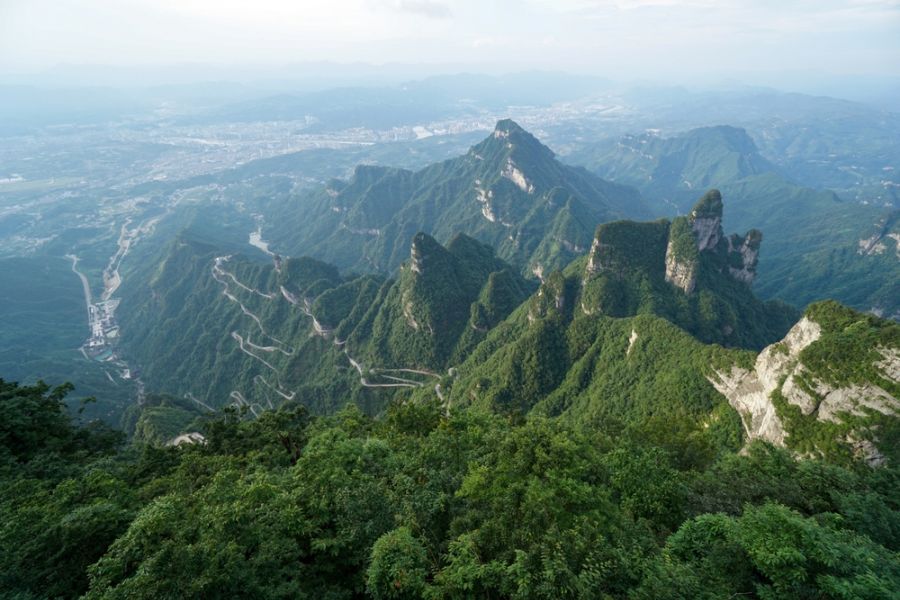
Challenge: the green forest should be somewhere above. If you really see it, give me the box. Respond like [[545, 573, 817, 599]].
[[3, 119, 900, 600], [2, 378, 898, 599]]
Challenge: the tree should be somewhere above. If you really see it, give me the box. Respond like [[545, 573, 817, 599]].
[[367, 527, 430, 599]]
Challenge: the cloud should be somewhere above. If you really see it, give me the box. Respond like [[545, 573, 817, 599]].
[[393, 0, 452, 18]]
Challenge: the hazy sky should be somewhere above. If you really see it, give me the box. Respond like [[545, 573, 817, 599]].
[[2, 0, 899, 80]]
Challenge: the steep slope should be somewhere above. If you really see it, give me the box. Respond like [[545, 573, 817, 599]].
[[436, 190, 797, 427], [267, 119, 649, 278], [432, 216, 897, 466], [711, 301, 900, 464], [347, 232, 533, 369], [571, 125, 900, 317], [117, 231, 530, 414], [579, 190, 797, 348]]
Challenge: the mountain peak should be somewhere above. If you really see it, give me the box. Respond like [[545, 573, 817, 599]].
[[691, 189, 723, 220], [410, 232, 448, 274], [687, 125, 759, 154], [689, 189, 724, 252], [473, 119, 555, 162], [493, 118, 527, 137]]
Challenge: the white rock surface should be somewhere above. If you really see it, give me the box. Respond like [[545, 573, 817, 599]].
[[710, 316, 900, 464], [501, 159, 535, 193], [664, 237, 697, 294], [166, 432, 207, 447], [691, 215, 721, 251]]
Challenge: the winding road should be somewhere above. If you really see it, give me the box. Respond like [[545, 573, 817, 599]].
[[66, 254, 92, 327]]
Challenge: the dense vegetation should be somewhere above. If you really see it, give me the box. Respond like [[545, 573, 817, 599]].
[[2, 379, 898, 599], [7, 116, 898, 598], [570, 125, 900, 318], [577, 195, 797, 350], [265, 119, 649, 278], [117, 231, 530, 414], [768, 301, 900, 463]]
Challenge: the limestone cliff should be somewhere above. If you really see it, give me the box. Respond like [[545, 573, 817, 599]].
[[689, 188, 724, 251], [664, 216, 699, 294], [710, 304, 900, 465], [663, 189, 762, 293]]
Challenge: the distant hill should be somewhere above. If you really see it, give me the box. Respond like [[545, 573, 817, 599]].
[[266, 119, 650, 278], [568, 125, 900, 318]]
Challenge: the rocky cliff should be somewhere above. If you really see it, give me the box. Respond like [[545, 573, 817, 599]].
[[663, 189, 762, 294], [579, 191, 797, 349], [710, 302, 900, 464]]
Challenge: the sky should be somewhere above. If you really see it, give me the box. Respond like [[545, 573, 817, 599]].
[[1, 0, 899, 83]]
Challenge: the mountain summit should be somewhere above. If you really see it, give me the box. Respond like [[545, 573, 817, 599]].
[[580, 189, 792, 348], [267, 120, 650, 277]]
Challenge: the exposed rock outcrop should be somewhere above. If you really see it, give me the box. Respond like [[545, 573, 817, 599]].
[[664, 215, 700, 294], [663, 189, 762, 292], [690, 189, 724, 251], [166, 432, 207, 447], [585, 236, 606, 277], [664, 244, 697, 294], [502, 158, 535, 193], [727, 230, 762, 285], [709, 316, 822, 447], [710, 314, 900, 465]]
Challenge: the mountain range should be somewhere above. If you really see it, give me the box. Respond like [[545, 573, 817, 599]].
[[568, 124, 900, 318], [266, 119, 649, 278], [5, 116, 900, 600]]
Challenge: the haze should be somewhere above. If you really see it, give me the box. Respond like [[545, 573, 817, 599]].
[[2, 0, 899, 88]]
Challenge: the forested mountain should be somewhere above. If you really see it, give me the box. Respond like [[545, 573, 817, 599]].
[[4, 183, 899, 600], [437, 191, 800, 425], [116, 230, 531, 415], [3, 303, 899, 598], [568, 125, 900, 318], [4, 106, 900, 600], [266, 119, 649, 278], [572, 125, 778, 212]]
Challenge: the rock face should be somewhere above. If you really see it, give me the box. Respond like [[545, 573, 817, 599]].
[[709, 317, 822, 447], [585, 236, 606, 277], [410, 232, 442, 274], [663, 189, 762, 293], [710, 314, 900, 465], [689, 189, 724, 250], [664, 243, 698, 294], [727, 230, 762, 285], [502, 158, 535, 194], [663, 214, 700, 294]]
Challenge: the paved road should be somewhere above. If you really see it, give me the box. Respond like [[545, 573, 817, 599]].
[[66, 254, 92, 328]]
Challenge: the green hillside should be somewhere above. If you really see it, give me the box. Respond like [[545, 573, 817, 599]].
[[116, 230, 531, 415], [438, 191, 797, 428], [266, 119, 650, 278], [3, 373, 898, 599], [569, 125, 900, 317]]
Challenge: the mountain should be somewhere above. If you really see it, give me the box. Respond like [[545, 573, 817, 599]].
[[116, 230, 531, 415], [568, 125, 900, 318], [711, 300, 900, 465], [572, 125, 777, 212], [346, 232, 533, 369], [579, 190, 797, 348], [436, 190, 799, 424], [434, 246, 897, 465], [266, 119, 650, 278]]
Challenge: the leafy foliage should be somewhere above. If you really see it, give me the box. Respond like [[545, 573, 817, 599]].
[[1, 382, 897, 599]]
